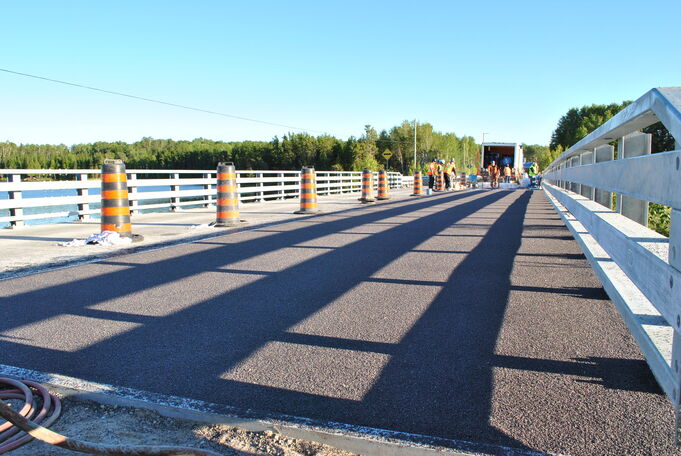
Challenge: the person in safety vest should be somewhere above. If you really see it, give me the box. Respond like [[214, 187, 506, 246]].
[[503, 164, 512, 183], [487, 160, 500, 189], [444, 160, 456, 191], [428, 158, 437, 190], [528, 161, 538, 187]]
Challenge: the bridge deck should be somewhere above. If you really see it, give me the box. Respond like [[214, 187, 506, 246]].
[[0, 189, 675, 455]]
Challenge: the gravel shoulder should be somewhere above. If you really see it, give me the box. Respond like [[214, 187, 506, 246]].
[[7, 395, 356, 456]]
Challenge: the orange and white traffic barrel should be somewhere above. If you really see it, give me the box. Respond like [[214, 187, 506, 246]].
[[377, 170, 390, 200], [294, 166, 320, 214], [100, 159, 132, 238], [436, 172, 444, 191], [411, 170, 423, 196], [215, 162, 245, 226], [359, 168, 375, 203]]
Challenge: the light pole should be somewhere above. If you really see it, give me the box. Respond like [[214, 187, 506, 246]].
[[481, 132, 489, 168], [463, 140, 467, 172], [414, 119, 417, 172]]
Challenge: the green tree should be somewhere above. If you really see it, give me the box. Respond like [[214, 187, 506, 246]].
[[524, 144, 562, 170], [550, 103, 630, 151], [350, 125, 380, 171]]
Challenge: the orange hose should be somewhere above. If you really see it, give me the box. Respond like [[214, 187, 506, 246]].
[[0, 378, 221, 456]]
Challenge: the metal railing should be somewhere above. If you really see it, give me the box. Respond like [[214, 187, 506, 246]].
[[0, 169, 409, 227], [542, 88, 681, 426]]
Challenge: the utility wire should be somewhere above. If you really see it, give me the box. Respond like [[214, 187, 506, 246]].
[[0, 68, 458, 144], [0, 67, 327, 134]]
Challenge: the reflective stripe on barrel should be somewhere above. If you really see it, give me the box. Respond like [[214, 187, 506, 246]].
[[412, 170, 422, 196], [377, 170, 390, 200], [359, 168, 375, 203], [215, 162, 241, 226], [294, 167, 319, 214], [100, 160, 132, 238]]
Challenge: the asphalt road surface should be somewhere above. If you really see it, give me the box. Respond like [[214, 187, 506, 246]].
[[1, 189, 676, 456]]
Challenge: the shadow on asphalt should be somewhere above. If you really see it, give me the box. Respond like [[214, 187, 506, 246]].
[[495, 355, 662, 394], [0, 189, 662, 454]]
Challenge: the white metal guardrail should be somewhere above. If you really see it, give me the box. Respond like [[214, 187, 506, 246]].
[[0, 169, 409, 227], [542, 87, 681, 431]]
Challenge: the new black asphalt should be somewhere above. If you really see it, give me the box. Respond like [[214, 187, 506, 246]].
[[0, 189, 676, 455]]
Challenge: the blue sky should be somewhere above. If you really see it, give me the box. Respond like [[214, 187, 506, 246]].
[[1, 0, 679, 146]]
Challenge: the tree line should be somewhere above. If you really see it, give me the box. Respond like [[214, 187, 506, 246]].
[[522, 100, 676, 236], [0, 122, 479, 175], [523, 101, 675, 171]]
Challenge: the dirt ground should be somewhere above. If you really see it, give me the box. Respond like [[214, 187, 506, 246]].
[[5, 395, 357, 456]]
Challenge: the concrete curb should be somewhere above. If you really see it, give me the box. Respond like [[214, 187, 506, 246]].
[[0, 364, 561, 456]]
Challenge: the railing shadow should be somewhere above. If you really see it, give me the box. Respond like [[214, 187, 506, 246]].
[[2, 189, 652, 453], [1, 189, 533, 450]]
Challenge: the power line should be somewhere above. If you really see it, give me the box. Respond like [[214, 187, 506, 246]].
[[0, 67, 327, 134], [0, 68, 471, 145]]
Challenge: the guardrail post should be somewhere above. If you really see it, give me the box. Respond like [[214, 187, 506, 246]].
[[8, 174, 23, 228], [170, 173, 180, 211], [617, 132, 651, 226], [669, 206, 681, 442], [77, 173, 90, 220], [277, 172, 285, 199], [127, 172, 138, 214], [569, 156, 579, 193], [256, 172, 264, 202], [558, 161, 564, 189], [594, 145, 614, 209], [203, 172, 212, 207], [580, 151, 594, 200], [317, 172, 327, 196]]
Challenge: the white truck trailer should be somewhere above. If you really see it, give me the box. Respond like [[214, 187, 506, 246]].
[[480, 142, 524, 171]]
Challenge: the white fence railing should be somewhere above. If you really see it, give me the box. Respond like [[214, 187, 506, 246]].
[[0, 169, 410, 227], [543, 88, 681, 426]]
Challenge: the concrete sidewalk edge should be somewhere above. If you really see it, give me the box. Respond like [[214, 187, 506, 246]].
[[0, 364, 560, 456]]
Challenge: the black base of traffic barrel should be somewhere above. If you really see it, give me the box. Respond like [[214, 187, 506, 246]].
[[214, 219, 248, 227]]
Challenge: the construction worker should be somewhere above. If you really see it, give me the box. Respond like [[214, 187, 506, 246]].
[[428, 158, 437, 191], [503, 164, 512, 183], [487, 160, 500, 189], [528, 162, 539, 188], [444, 159, 456, 191]]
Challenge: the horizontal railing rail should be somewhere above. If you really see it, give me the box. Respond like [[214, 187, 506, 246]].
[[0, 169, 409, 227], [542, 87, 681, 423]]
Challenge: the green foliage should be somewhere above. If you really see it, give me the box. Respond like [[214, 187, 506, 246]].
[[643, 122, 677, 153], [0, 122, 480, 176], [350, 125, 380, 171], [524, 144, 562, 170], [648, 203, 670, 237], [549, 101, 676, 237], [550, 102, 631, 151], [375, 121, 478, 174]]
